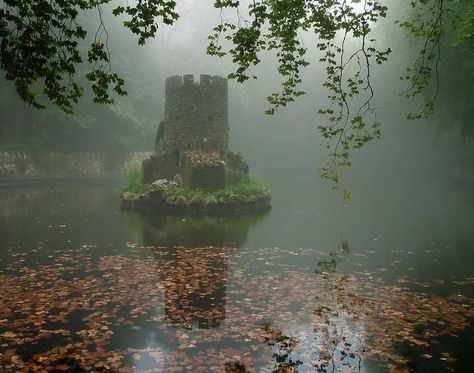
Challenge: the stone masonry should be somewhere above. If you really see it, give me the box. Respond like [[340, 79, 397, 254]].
[[143, 74, 247, 191], [158, 74, 229, 154]]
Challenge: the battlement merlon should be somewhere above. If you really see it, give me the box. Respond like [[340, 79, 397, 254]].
[[164, 74, 228, 124], [165, 74, 228, 90], [209, 75, 228, 90], [183, 74, 194, 86], [166, 75, 183, 88]]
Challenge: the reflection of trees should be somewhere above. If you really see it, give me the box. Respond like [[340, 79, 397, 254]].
[[0, 185, 119, 249], [261, 322, 303, 373], [223, 323, 303, 373], [311, 274, 367, 372], [140, 212, 268, 248], [312, 240, 367, 372], [315, 239, 350, 275], [310, 238, 474, 372], [156, 246, 230, 329]]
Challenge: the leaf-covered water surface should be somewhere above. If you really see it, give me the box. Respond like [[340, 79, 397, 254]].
[[0, 243, 473, 372]]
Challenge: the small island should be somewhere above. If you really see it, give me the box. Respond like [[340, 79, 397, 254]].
[[121, 74, 271, 214]]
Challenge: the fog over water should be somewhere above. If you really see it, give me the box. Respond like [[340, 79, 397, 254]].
[[0, 0, 473, 372]]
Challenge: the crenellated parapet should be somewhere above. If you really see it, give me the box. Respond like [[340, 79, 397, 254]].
[[165, 74, 227, 90]]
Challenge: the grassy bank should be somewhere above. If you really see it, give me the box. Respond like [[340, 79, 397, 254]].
[[121, 161, 271, 199], [121, 161, 147, 194], [168, 175, 271, 200]]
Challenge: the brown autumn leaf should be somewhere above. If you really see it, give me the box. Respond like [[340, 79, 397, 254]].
[[0, 331, 16, 338]]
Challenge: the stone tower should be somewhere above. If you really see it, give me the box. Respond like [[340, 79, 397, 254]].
[[157, 74, 229, 155], [143, 74, 248, 191]]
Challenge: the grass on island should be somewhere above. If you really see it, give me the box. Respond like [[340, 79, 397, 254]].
[[121, 162, 271, 199], [121, 161, 147, 194], [169, 174, 271, 200]]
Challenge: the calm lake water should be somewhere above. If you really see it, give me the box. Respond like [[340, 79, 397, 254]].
[[0, 174, 473, 372]]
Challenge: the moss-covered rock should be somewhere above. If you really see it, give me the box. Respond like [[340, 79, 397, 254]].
[[174, 195, 188, 206], [121, 174, 272, 215], [204, 195, 218, 207], [189, 194, 205, 208]]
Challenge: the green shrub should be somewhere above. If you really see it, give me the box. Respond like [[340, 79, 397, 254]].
[[225, 167, 249, 186], [168, 174, 270, 200], [168, 185, 205, 200], [121, 161, 147, 194]]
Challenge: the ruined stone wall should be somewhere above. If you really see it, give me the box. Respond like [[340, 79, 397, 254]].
[[162, 75, 229, 154], [0, 151, 142, 177], [142, 153, 179, 184], [181, 151, 226, 191]]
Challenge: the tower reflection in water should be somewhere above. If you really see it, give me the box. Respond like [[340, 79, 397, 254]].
[[139, 213, 268, 329], [159, 246, 228, 329]]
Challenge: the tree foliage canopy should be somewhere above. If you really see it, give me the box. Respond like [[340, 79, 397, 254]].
[[0, 0, 177, 113], [0, 0, 471, 192]]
